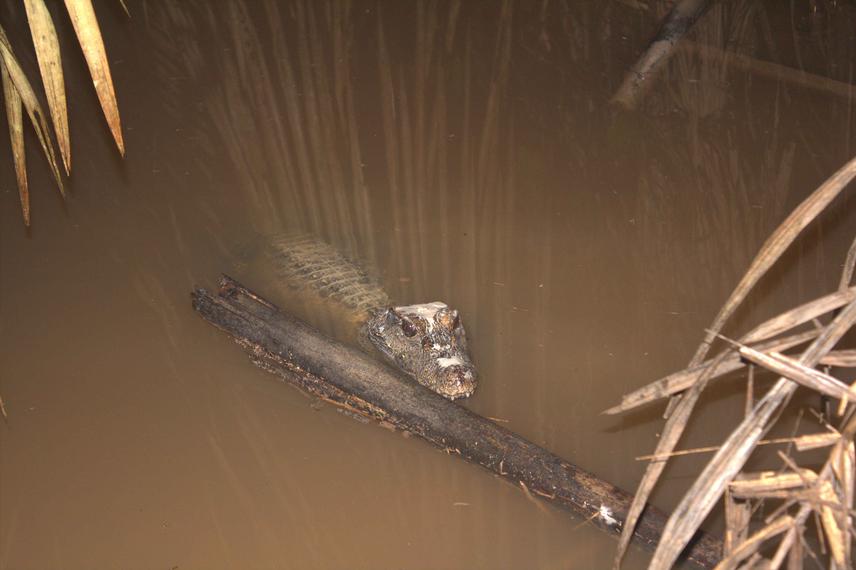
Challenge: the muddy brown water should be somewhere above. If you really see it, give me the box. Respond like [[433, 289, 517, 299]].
[[1, 1, 855, 568]]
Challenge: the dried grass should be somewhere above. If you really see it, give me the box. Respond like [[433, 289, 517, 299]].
[[612, 156, 856, 569]]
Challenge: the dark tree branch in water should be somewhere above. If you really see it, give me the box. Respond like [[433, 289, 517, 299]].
[[191, 275, 722, 568], [611, 0, 711, 109]]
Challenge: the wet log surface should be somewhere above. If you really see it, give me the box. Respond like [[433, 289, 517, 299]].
[[192, 275, 722, 568]]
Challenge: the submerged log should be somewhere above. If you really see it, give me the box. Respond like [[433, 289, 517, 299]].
[[192, 275, 722, 568], [611, 0, 711, 109], [612, 0, 856, 110]]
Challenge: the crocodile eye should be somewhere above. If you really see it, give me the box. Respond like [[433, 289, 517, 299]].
[[400, 319, 418, 337]]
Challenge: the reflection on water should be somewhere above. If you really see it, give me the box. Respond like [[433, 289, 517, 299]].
[[1, 1, 855, 568]]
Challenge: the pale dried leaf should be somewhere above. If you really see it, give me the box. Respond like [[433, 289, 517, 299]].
[[0, 25, 64, 197], [1, 58, 29, 225], [64, 0, 124, 155], [24, 0, 70, 173]]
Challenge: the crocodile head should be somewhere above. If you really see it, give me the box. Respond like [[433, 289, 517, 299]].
[[366, 302, 477, 400]]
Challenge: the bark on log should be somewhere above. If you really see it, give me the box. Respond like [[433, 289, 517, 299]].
[[192, 275, 722, 568]]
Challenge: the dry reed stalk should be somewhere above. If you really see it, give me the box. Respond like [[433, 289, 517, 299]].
[[732, 346, 855, 402], [691, 156, 856, 366], [647, 299, 856, 569], [742, 286, 856, 343], [841, 235, 856, 291], [715, 514, 793, 570], [613, 156, 856, 570], [635, 437, 824, 463], [604, 329, 820, 414], [293, 1, 346, 241], [261, 0, 319, 234], [786, 535, 802, 569], [332, 2, 376, 264], [300, 1, 357, 248], [820, 349, 856, 367], [182, 0, 378, 261], [729, 471, 818, 499], [744, 364, 754, 418], [724, 489, 751, 555], [371, 0, 513, 308], [793, 432, 840, 452], [375, 14, 408, 283]]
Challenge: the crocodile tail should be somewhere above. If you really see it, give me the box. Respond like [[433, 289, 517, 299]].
[[265, 233, 390, 315]]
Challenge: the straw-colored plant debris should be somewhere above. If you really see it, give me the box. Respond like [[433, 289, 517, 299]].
[[2, 0, 124, 226], [610, 157, 856, 569]]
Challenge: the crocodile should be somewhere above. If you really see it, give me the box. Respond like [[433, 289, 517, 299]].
[[254, 233, 478, 400]]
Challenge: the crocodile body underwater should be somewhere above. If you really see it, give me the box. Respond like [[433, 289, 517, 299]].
[[260, 234, 478, 400]]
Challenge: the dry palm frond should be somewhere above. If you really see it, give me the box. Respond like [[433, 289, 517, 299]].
[[2, 56, 29, 224], [613, 156, 856, 569], [24, 0, 70, 173], [64, 0, 123, 156], [3, 0, 125, 225], [0, 24, 64, 206]]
